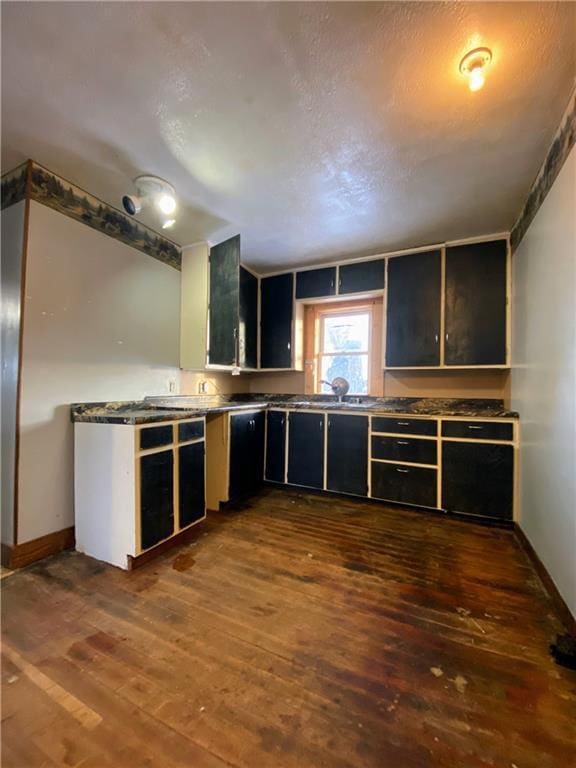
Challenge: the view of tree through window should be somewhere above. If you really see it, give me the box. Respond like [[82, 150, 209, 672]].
[[318, 311, 370, 394]]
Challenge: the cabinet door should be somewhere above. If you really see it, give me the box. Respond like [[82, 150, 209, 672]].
[[140, 449, 174, 550], [229, 412, 265, 501], [178, 442, 205, 528], [239, 267, 258, 369], [208, 235, 240, 366], [339, 260, 385, 295], [296, 267, 337, 299], [445, 240, 507, 366], [385, 250, 441, 367], [287, 412, 325, 489], [442, 441, 513, 520], [265, 410, 286, 482], [260, 273, 293, 369], [327, 414, 368, 496]]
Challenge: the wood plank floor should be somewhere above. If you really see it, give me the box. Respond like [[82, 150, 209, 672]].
[[2, 487, 575, 768]]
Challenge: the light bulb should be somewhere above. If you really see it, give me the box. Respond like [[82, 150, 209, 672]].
[[157, 193, 176, 215], [469, 66, 485, 92], [162, 218, 176, 229]]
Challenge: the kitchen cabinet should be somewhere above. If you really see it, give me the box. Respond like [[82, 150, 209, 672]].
[[260, 273, 294, 369], [442, 441, 514, 520], [239, 266, 258, 369], [208, 235, 240, 366], [287, 411, 325, 489], [229, 411, 265, 501], [385, 250, 442, 367], [265, 410, 286, 483], [296, 267, 337, 299], [371, 462, 437, 508], [140, 449, 174, 550], [178, 441, 205, 528], [338, 259, 385, 295], [327, 414, 368, 496], [75, 417, 206, 570], [445, 240, 508, 366]]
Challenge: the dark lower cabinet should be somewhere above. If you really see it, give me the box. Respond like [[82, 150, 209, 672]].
[[265, 410, 286, 482], [327, 414, 368, 496], [229, 412, 265, 501], [386, 250, 442, 367], [178, 442, 205, 528], [442, 441, 514, 520], [239, 267, 258, 369], [371, 462, 437, 508], [260, 273, 294, 369], [288, 412, 325, 489], [140, 449, 174, 550], [208, 235, 240, 366], [445, 239, 508, 366], [371, 435, 437, 465]]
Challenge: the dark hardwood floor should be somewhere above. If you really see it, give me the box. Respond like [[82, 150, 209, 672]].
[[2, 487, 575, 767]]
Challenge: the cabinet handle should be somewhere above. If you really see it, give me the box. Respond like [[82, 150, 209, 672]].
[[397, 440, 409, 445], [397, 421, 410, 426], [435, 333, 439, 343], [287, 342, 291, 350], [445, 333, 449, 342], [338, 277, 342, 289], [396, 468, 410, 473], [468, 425, 483, 430], [319, 420, 323, 430]]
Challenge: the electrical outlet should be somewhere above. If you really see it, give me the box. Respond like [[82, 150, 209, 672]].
[[198, 380, 208, 394], [167, 379, 177, 393]]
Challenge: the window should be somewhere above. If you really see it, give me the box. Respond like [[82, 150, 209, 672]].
[[318, 310, 371, 394]]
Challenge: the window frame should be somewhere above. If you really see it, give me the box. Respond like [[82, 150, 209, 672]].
[[316, 307, 372, 395]]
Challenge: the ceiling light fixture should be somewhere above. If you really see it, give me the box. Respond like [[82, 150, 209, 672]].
[[122, 175, 178, 226], [459, 47, 492, 92]]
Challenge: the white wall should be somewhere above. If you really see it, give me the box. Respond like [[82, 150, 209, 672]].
[[511, 145, 576, 618], [17, 202, 182, 543], [1, 200, 26, 546]]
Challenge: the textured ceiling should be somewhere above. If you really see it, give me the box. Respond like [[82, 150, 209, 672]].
[[2, 2, 575, 271]]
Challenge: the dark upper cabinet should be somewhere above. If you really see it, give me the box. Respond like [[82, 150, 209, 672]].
[[178, 441, 205, 528], [296, 267, 337, 299], [239, 267, 258, 369], [229, 412, 265, 501], [338, 260, 385, 295], [265, 410, 286, 483], [208, 236, 240, 366], [442, 441, 513, 520], [327, 414, 368, 496], [385, 250, 442, 367], [287, 411, 325, 489], [140, 449, 174, 550], [444, 240, 508, 366], [260, 273, 294, 369]]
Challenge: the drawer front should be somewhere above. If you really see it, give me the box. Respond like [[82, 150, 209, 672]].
[[139, 425, 173, 450], [178, 420, 205, 442], [372, 416, 437, 436], [441, 420, 513, 441], [371, 462, 437, 508], [371, 436, 437, 465]]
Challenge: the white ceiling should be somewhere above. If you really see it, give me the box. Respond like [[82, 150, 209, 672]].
[[2, 2, 575, 271]]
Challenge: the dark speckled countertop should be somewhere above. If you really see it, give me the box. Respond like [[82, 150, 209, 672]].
[[71, 394, 518, 425]]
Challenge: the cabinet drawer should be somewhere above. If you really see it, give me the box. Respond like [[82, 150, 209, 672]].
[[139, 425, 173, 450], [441, 421, 513, 441], [371, 436, 437, 465], [372, 416, 437, 436], [371, 462, 437, 508], [178, 420, 204, 442]]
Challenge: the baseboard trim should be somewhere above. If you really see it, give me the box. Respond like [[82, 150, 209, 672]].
[[514, 524, 576, 634], [2, 526, 75, 569]]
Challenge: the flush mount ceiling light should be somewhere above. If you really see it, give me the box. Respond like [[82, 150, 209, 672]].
[[460, 47, 492, 92], [122, 175, 178, 228]]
